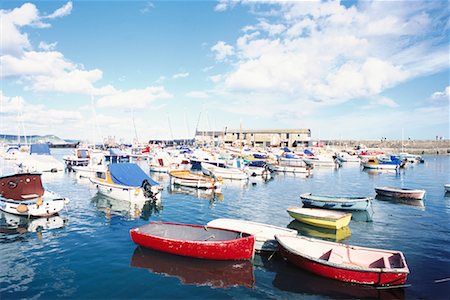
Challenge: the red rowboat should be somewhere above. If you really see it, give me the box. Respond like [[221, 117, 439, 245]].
[[275, 235, 409, 286], [130, 222, 255, 260]]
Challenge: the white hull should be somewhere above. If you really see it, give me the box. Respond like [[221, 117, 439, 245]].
[[90, 178, 161, 202], [207, 218, 298, 252], [362, 163, 398, 170], [202, 163, 249, 180], [17, 155, 65, 173], [72, 165, 105, 178], [245, 166, 271, 177], [271, 164, 311, 173], [0, 191, 68, 217], [303, 157, 340, 168], [170, 176, 218, 189]]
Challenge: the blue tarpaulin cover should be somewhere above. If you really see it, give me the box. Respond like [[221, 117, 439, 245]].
[[30, 144, 51, 155], [109, 163, 159, 187], [304, 149, 315, 156]]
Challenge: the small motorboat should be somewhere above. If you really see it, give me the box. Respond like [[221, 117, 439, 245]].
[[201, 162, 249, 180], [0, 173, 69, 217], [361, 156, 404, 170], [206, 218, 297, 252], [275, 235, 409, 286], [300, 193, 372, 211], [90, 163, 162, 202], [375, 187, 426, 200], [169, 169, 222, 190], [130, 221, 255, 260], [287, 207, 352, 230]]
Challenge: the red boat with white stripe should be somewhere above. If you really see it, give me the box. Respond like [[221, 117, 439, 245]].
[[275, 235, 409, 286]]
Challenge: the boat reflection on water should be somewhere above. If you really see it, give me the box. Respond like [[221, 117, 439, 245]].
[[350, 209, 374, 222], [168, 185, 224, 202], [362, 168, 400, 176], [91, 193, 163, 220], [0, 211, 66, 237], [130, 247, 254, 289], [271, 254, 405, 299], [375, 195, 425, 209], [287, 220, 351, 242]]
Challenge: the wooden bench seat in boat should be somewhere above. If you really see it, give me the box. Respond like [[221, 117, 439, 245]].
[[21, 194, 40, 200]]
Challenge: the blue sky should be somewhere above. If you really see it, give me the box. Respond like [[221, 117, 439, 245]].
[[1, 1, 449, 143]]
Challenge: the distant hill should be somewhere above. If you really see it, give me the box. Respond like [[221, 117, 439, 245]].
[[0, 134, 79, 145]]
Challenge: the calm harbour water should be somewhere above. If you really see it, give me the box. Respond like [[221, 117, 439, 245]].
[[1, 149, 449, 299]]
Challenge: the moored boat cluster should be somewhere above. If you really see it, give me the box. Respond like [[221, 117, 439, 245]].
[[0, 142, 445, 289]]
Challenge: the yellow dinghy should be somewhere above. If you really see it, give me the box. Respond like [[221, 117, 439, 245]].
[[287, 207, 352, 230]]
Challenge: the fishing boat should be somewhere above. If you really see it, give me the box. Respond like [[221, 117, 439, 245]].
[[300, 193, 372, 211], [90, 163, 162, 202], [361, 156, 403, 170], [62, 148, 90, 168], [445, 184, 450, 192], [206, 218, 297, 252], [374, 187, 426, 200], [335, 152, 361, 163], [130, 221, 255, 260], [0, 173, 69, 217], [169, 169, 222, 190], [275, 235, 409, 286], [130, 247, 254, 288], [287, 207, 352, 230], [201, 162, 249, 180], [303, 156, 341, 168]]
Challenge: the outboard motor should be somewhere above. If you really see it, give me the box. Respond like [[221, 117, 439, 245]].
[[142, 179, 158, 201]]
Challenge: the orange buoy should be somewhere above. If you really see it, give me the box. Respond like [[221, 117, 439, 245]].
[[16, 204, 28, 213]]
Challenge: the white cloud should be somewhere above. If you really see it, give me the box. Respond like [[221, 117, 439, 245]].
[[38, 41, 58, 51], [0, 92, 26, 113], [211, 0, 447, 108], [44, 2, 73, 19], [0, 92, 83, 135], [140, 2, 155, 14], [432, 86, 450, 100], [96, 86, 172, 108], [172, 72, 189, 79], [211, 41, 234, 61], [365, 96, 399, 109], [0, 2, 116, 96], [186, 91, 208, 98]]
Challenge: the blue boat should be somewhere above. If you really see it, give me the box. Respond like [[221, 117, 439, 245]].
[[300, 193, 372, 211]]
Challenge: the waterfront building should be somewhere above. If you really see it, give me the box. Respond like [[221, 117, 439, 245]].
[[195, 128, 311, 148]]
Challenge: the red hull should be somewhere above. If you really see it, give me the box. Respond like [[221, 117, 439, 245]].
[[130, 222, 255, 260], [279, 246, 408, 286]]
